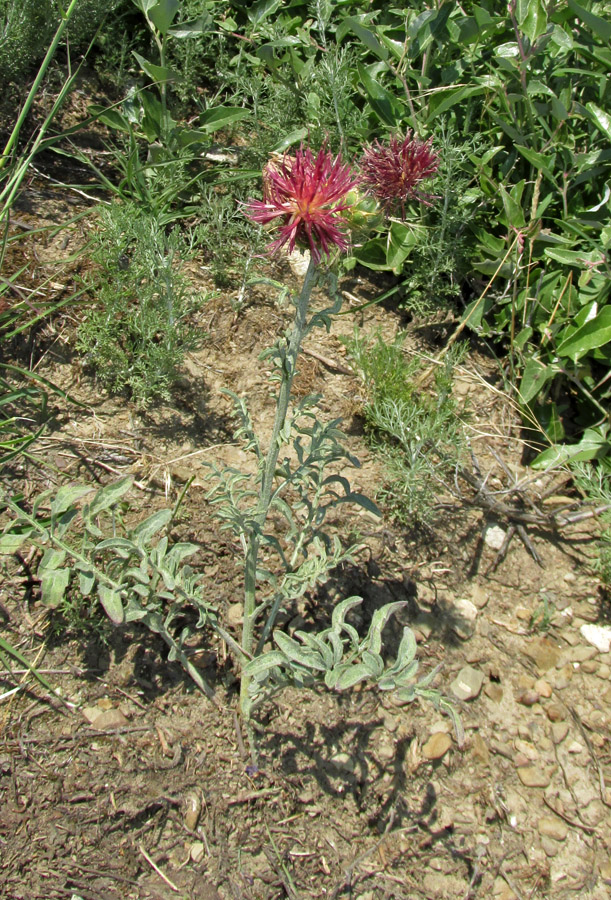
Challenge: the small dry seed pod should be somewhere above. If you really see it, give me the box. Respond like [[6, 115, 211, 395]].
[[183, 790, 202, 831]]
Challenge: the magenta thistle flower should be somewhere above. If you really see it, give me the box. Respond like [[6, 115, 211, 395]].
[[360, 132, 439, 217], [244, 144, 360, 265]]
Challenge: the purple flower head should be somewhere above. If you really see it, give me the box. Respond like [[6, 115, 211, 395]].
[[244, 144, 360, 265], [360, 132, 440, 217]]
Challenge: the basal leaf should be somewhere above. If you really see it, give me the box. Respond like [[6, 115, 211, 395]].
[[88, 104, 131, 133], [168, 15, 212, 38], [531, 427, 611, 468], [40, 568, 70, 609], [334, 663, 371, 691], [199, 106, 250, 133], [98, 584, 125, 624]]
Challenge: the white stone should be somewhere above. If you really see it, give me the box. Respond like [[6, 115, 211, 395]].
[[580, 624, 611, 653], [484, 524, 506, 550]]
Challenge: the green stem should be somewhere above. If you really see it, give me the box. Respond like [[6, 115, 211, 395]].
[[0, 0, 80, 171], [240, 258, 318, 718]]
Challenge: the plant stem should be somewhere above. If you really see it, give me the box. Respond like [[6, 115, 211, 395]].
[[239, 257, 317, 718]]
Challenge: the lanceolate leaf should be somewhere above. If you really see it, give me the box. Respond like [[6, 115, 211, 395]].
[[357, 64, 401, 127]]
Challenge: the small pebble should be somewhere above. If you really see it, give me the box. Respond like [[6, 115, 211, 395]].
[[540, 836, 559, 857], [484, 683, 503, 703], [546, 704, 566, 722], [183, 791, 202, 831], [451, 666, 484, 701], [471, 733, 490, 765], [422, 732, 452, 760], [571, 645, 599, 663], [534, 678, 552, 698], [190, 841, 205, 863], [538, 816, 568, 841], [518, 690, 540, 707], [581, 660, 598, 674], [567, 741, 584, 754], [484, 524, 506, 550], [514, 739, 539, 761], [516, 766, 552, 788]]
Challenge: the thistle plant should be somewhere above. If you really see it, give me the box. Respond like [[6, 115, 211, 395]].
[[207, 139, 461, 753]]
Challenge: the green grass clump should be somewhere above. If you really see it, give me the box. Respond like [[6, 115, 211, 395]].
[[346, 330, 467, 525], [571, 461, 611, 591], [78, 202, 208, 406]]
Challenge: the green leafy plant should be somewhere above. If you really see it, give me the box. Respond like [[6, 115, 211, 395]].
[[346, 329, 467, 525], [204, 142, 460, 754], [0, 476, 218, 701], [329, 0, 610, 462], [77, 201, 208, 405]]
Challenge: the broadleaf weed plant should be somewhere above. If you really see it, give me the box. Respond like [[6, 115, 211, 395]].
[[206, 139, 463, 754]]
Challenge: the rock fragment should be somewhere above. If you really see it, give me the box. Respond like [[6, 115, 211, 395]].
[[538, 816, 568, 841], [450, 666, 484, 701], [516, 766, 552, 788], [580, 623, 611, 653], [422, 732, 452, 760]]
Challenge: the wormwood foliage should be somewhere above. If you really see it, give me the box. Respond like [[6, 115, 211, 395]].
[[78, 202, 208, 406], [346, 330, 467, 525]]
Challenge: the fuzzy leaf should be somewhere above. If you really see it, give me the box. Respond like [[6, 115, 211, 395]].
[[95, 537, 140, 558], [77, 567, 96, 597], [88, 477, 132, 517], [39, 548, 67, 571], [50, 485, 93, 517], [367, 602, 407, 656], [274, 630, 326, 671], [334, 663, 371, 691], [331, 596, 363, 632], [40, 568, 70, 608], [132, 509, 172, 544], [244, 651, 287, 678], [361, 649, 384, 678], [0, 531, 31, 554], [98, 584, 125, 624]]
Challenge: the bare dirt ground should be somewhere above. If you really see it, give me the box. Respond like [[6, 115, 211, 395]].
[[1, 186, 611, 900]]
